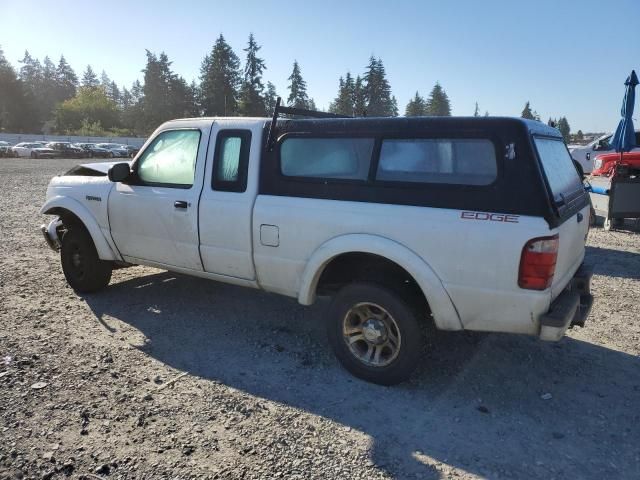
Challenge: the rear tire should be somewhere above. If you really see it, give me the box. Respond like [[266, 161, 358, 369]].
[[60, 226, 112, 293], [327, 282, 423, 385]]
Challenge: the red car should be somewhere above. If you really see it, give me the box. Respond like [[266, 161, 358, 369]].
[[591, 151, 640, 176]]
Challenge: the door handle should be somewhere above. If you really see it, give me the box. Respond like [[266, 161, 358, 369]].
[[174, 200, 188, 209]]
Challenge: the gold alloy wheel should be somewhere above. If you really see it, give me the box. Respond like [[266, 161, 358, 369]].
[[342, 302, 401, 367]]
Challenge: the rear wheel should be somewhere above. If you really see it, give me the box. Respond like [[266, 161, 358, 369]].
[[60, 226, 112, 293], [327, 282, 423, 385]]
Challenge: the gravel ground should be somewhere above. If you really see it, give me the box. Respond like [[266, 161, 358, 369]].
[[1, 158, 639, 480]]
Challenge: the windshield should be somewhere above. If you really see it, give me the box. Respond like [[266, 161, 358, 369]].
[[534, 137, 582, 202]]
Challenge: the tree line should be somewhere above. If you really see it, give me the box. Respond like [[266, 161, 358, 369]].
[[0, 36, 571, 139], [520, 101, 571, 143]]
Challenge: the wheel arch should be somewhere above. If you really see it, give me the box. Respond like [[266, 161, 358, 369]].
[[41, 196, 119, 261], [297, 234, 463, 331]]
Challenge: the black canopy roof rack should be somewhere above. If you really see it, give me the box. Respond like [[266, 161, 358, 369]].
[[266, 97, 352, 151]]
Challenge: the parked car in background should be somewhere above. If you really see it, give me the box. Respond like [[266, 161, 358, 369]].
[[12, 142, 56, 159], [591, 151, 640, 177], [74, 143, 112, 158], [121, 144, 140, 158], [46, 142, 85, 158], [570, 131, 640, 176], [96, 143, 130, 158], [0, 141, 12, 157]]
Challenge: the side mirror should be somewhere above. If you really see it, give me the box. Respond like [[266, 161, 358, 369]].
[[108, 162, 131, 182]]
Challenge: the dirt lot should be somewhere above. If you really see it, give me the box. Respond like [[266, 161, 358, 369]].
[[1, 158, 639, 480]]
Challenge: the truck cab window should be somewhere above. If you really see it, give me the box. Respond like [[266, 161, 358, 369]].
[[137, 129, 201, 187], [212, 130, 251, 192]]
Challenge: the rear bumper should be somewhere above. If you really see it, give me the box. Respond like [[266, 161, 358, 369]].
[[539, 264, 593, 341]]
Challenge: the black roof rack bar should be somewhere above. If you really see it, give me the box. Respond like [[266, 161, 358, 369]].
[[266, 97, 351, 151], [278, 105, 350, 119]]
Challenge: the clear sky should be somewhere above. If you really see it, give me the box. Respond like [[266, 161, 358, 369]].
[[1, 0, 638, 132]]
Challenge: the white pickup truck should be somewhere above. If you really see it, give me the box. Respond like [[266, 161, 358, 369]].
[[570, 130, 640, 175], [41, 106, 593, 385]]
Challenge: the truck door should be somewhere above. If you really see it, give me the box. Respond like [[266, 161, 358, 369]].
[[198, 122, 259, 280], [108, 126, 210, 271]]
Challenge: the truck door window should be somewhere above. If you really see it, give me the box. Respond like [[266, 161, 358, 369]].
[[136, 129, 201, 188], [212, 130, 251, 192]]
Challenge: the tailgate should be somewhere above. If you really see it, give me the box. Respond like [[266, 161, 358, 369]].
[[532, 136, 590, 299], [551, 204, 590, 299]]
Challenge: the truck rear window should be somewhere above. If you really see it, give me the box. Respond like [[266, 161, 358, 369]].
[[534, 137, 582, 201], [376, 138, 497, 185], [280, 138, 374, 180]]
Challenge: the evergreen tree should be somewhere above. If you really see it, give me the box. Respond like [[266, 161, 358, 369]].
[[82, 65, 99, 88], [108, 80, 121, 105], [0, 45, 35, 132], [19, 51, 54, 128], [473, 102, 480, 117], [42, 56, 56, 81], [363, 56, 394, 116], [238, 33, 266, 116], [142, 50, 169, 129], [120, 86, 132, 110], [287, 60, 310, 109], [557, 116, 571, 143], [390, 96, 398, 117], [353, 75, 366, 116], [140, 50, 196, 131], [200, 34, 241, 116], [425, 82, 451, 116], [532, 110, 541, 122], [130, 79, 143, 103], [264, 81, 278, 115], [521, 101, 535, 120], [484, 111, 490, 117], [188, 80, 201, 116], [329, 72, 356, 116], [101, 70, 110, 86], [547, 117, 556, 127], [55, 55, 78, 101], [40, 56, 59, 114], [405, 91, 427, 116], [122, 80, 144, 133], [576, 129, 584, 141], [18, 50, 43, 89]]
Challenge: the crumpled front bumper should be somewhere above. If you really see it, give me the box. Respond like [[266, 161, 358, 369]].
[[539, 264, 593, 341], [40, 218, 62, 251]]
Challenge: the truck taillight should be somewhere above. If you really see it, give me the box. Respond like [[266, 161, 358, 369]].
[[518, 235, 559, 290]]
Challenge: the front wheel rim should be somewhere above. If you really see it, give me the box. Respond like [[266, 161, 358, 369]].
[[67, 242, 86, 280], [342, 302, 401, 367]]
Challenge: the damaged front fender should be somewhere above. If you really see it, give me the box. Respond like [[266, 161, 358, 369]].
[[40, 196, 120, 261]]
